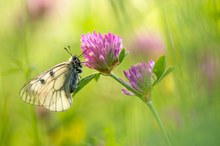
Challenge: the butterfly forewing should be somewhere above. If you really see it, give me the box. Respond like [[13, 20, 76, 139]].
[[20, 59, 81, 112]]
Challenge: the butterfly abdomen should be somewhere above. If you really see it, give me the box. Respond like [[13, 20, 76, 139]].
[[68, 71, 78, 93]]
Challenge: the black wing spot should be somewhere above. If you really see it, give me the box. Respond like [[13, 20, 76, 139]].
[[50, 70, 54, 77], [40, 79, 45, 84]]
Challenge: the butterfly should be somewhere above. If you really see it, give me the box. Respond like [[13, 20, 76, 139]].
[[19, 48, 82, 112]]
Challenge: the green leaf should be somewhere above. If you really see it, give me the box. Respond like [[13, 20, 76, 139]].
[[153, 66, 174, 86], [94, 73, 101, 81], [118, 48, 127, 64], [162, 66, 174, 79], [153, 56, 166, 83], [73, 73, 98, 95]]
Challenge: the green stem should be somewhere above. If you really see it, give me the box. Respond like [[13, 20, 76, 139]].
[[146, 101, 172, 146], [109, 72, 143, 98], [109, 72, 172, 146]]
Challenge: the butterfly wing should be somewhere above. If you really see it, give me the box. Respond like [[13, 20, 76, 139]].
[[20, 62, 78, 111]]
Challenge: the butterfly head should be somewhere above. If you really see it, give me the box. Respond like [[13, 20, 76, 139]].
[[64, 47, 81, 63], [64, 46, 82, 73], [70, 55, 81, 65]]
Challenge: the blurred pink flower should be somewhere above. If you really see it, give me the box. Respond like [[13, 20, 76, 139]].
[[80, 31, 123, 74], [35, 107, 50, 121], [127, 32, 164, 59], [199, 51, 218, 90], [26, 0, 53, 20]]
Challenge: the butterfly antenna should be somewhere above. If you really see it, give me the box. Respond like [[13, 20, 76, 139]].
[[78, 49, 88, 58], [64, 46, 73, 57]]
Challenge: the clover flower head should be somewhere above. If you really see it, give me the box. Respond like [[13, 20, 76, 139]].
[[127, 32, 164, 58], [80, 31, 123, 74], [122, 60, 155, 95]]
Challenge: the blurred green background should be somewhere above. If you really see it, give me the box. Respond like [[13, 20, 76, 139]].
[[0, 0, 220, 146]]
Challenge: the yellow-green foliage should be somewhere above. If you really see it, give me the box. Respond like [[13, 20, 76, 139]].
[[0, 0, 219, 145]]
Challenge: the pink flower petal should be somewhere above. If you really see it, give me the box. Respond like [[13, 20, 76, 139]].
[[121, 89, 134, 96]]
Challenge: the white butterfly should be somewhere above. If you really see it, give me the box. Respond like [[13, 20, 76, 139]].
[[19, 49, 82, 112]]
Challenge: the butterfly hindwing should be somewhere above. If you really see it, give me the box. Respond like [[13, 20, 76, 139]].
[[20, 62, 77, 111]]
